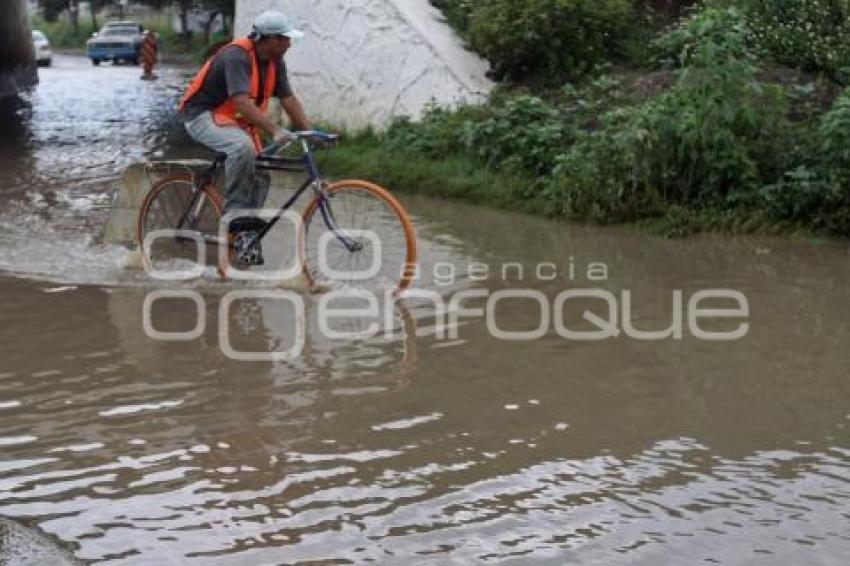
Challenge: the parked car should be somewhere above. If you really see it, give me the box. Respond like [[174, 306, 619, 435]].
[[32, 29, 51, 66], [86, 21, 145, 66]]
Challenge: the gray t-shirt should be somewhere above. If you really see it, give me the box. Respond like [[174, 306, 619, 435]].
[[180, 43, 293, 122]]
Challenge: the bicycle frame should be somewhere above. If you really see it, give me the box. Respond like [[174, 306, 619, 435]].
[[192, 138, 361, 253]]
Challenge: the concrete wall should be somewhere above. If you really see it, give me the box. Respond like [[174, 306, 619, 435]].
[[235, 0, 493, 129], [0, 0, 37, 98]]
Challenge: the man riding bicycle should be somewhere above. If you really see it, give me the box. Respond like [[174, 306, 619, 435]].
[[178, 10, 311, 265]]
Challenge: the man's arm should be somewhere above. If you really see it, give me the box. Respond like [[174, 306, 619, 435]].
[[232, 94, 280, 137], [281, 95, 311, 132]]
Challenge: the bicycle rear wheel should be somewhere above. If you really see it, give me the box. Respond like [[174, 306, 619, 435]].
[[300, 180, 417, 293], [137, 173, 223, 276]]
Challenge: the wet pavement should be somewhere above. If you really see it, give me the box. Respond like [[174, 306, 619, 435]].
[[0, 54, 849, 564]]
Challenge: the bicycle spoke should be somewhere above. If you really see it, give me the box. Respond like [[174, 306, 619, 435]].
[[137, 175, 222, 275], [303, 181, 416, 292]]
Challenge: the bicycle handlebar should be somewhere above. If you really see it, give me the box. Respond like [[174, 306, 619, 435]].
[[261, 130, 339, 157], [296, 130, 339, 141]]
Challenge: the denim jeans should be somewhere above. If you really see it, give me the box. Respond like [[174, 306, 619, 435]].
[[184, 111, 269, 216]]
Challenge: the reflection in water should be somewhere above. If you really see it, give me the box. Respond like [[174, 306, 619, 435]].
[[0, 93, 32, 141], [0, 55, 198, 284], [1, 219, 847, 562], [106, 288, 420, 392], [1, 279, 428, 560]]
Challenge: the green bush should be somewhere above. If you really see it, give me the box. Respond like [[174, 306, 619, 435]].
[[641, 47, 788, 203], [547, 110, 649, 221], [387, 76, 628, 180], [757, 87, 850, 226], [549, 14, 792, 220], [635, 0, 701, 25], [818, 88, 850, 185], [733, 86, 850, 231], [429, 0, 475, 35], [386, 104, 487, 159], [468, 0, 635, 83], [742, 0, 850, 79], [653, 6, 758, 67], [31, 15, 96, 49], [373, 2, 850, 235], [758, 166, 838, 221], [386, 19, 795, 223], [460, 95, 576, 176]]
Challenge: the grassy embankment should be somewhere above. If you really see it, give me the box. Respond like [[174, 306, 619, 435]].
[[319, 130, 530, 211], [321, 1, 850, 238]]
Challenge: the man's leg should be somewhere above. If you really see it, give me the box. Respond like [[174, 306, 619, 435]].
[[184, 111, 259, 214], [185, 112, 266, 265], [255, 169, 270, 210]]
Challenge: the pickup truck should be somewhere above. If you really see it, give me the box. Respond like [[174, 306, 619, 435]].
[[86, 21, 145, 66]]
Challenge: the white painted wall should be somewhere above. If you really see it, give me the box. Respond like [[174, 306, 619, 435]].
[[235, 0, 493, 129]]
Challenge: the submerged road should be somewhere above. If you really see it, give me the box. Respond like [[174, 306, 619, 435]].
[[0, 54, 848, 563]]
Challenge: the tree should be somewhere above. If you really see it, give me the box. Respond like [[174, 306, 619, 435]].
[[196, 0, 235, 43], [68, 0, 79, 32], [170, 0, 234, 42], [41, 0, 67, 22], [88, 0, 109, 30], [174, 0, 192, 39], [198, 0, 235, 22]]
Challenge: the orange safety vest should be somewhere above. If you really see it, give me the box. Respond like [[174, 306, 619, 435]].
[[179, 37, 277, 153]]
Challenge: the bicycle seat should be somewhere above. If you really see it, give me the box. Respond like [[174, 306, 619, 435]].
[[195, 149, 227, 164], [174, 142, 229, 163]]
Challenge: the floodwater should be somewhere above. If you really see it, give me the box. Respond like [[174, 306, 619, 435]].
[[0, 55, 848, 564]]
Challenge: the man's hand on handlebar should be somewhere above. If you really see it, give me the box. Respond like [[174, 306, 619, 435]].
[[261, 131, 340, 157], [272, 127, 295, 145]]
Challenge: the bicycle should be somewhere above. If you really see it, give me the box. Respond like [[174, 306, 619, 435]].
[[136, 131, 418, 292]]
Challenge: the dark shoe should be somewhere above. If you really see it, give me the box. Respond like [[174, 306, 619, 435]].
[[232, 230, 264, 266], [228, 216, 267, 266]]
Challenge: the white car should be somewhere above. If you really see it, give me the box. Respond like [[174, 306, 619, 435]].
[[32, 29, 52, 66]]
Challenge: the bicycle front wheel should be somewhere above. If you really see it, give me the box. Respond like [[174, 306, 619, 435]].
[[301, 180, 417, 293], [137, 173, 223, 276]]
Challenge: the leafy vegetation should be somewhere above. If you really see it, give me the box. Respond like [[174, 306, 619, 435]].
[[467, 0, 635, 83], [31, 15, 98, 49], [359, 1, 850, 237], [742, 0, 850, 81], [429, 0, 475, 35]]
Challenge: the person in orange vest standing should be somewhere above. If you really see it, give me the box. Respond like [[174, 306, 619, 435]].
[[178, 10, 312, 265], [140, 30, 158, 81]]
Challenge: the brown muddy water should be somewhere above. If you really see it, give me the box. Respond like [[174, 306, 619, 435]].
[[0, 55, 848, 564]]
